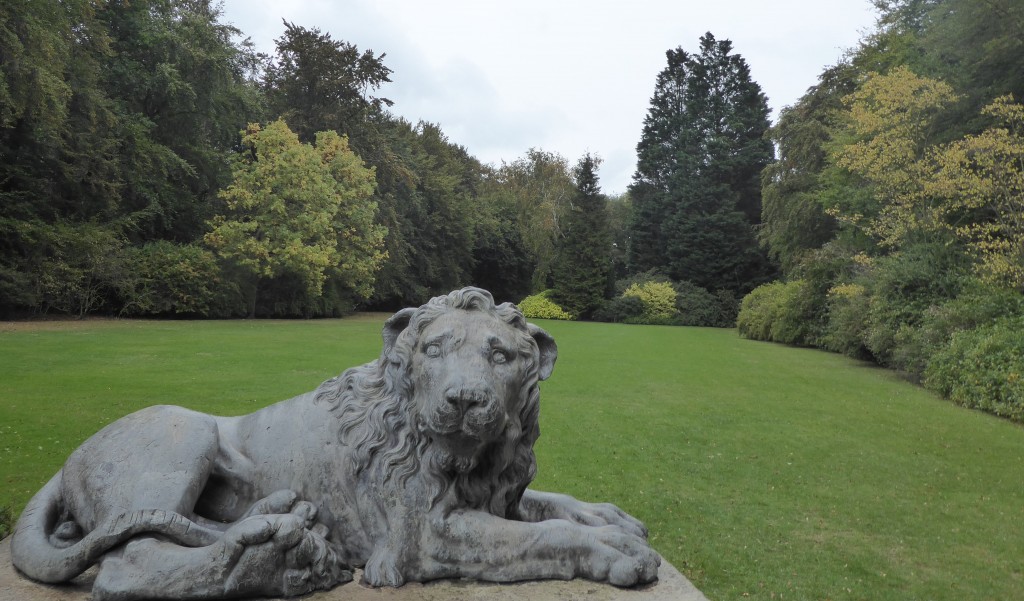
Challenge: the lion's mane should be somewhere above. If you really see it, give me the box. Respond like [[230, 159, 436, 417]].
[[313, 288, 541, 518]]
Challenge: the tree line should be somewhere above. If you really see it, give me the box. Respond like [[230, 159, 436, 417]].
[[738, 0, 1024, 422], [4, 0, 1020, 419], [0, 1, 772, 322]]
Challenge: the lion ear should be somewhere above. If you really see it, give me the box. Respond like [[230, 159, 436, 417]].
[[382, 307, 417, 356], [527, 323, 557, 380]]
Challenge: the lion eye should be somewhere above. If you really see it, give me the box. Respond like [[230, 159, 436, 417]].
[[425, 343, 442, 358], [491, 349, 509, 364]]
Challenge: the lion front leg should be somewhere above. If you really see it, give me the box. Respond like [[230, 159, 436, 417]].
[[518, 488, 650, 539], [412, 510, 660, 587]]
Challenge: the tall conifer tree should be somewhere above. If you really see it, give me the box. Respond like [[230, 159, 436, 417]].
[[551, 154, 612, 317], [629, 33, 774, 294]]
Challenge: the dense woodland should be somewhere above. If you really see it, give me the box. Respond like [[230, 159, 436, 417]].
[[0, 1, 771, 321], [738, 0, 1024, 421], [1, 2, 1022, 417]]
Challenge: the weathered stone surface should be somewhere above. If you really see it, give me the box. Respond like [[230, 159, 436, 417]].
[[9, 288, 663, 600], [0, 536, 707, 601]]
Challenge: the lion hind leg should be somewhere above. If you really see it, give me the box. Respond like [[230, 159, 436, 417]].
[[92, 510, 352, 601], [13, 472, 221, 584]]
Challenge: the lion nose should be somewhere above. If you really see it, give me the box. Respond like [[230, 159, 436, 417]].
[[445, 387, 491, 413]]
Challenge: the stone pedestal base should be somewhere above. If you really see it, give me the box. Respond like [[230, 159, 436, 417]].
[[0, 537, 708, 601]]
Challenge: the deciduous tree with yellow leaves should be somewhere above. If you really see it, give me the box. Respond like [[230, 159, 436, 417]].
[[205, 119, 385, 317], [931, 96, 1024, 289]]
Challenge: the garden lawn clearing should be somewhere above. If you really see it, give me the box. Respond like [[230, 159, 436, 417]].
[[1, 317, 1021, 600]]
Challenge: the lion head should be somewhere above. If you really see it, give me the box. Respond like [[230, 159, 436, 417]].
[[315, 287, 557, 518]]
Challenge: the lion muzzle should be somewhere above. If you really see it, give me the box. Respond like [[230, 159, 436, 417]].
[[444, 386, 494, 413]]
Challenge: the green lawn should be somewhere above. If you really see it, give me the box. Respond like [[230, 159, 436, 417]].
[[2, 317, 1022, 600]]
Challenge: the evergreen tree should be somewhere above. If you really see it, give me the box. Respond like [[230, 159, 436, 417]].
[[262, 21, 392, 143], [759, 63, 857, 273], [551, 154, 612, 317], [628, 33, 774, 294], [0, 0, 262, 316], [365, 118, 487, 309]]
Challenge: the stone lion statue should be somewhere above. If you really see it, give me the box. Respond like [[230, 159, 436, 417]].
[[11, 287, 660, 600]]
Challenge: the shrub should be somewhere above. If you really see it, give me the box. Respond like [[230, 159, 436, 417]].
[[38, 222, 129, 317], [737, 281, 784, 341], [613, 269, 671, 295], [737, 280, 816, 344], [121, 241, 223, 317], [623, 281, 677, 321], [790, 242, 862, 345], [823, 282, 873, 359], [771, 280, 817, 345], [674, 281, 737, 327], [518, 290, 575, 320], [862, 243, 968, 367], [599, 272, 737, 328], [893, 283, 1024, 377], [925, 316, 1024, 422], [592, 295, 646, 323]]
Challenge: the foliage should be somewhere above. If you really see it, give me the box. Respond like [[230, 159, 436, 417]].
[[930, 95, 1024, 289], [205, 120, 384, 317], [120, 241, 224, 316], [591, 295, 646, 324], [822, 282, 873, 360], [257, 23, 493, 312], [37, 223, 130, 318], [100, 0, 267, 241], [736, 280, 817, 345], [596, 272, 734, 327], [813, 244, 969, 366], [517, 290, 574, 321], [262, 21, 392, 143], [925, 316, 1024, 421], [871, 0, 1024, 136], [0, 0, 263, 316], [605, 193, 632, 282], [622, 282, 677, 322], [894, 282, 1024, 376], [550, 154, 613, 318], [758, 64, 854, 272], [629, 32, 774, 294], [485, 149, 576, 292], [358, 118, 492, 310], [736, 282, 781, 341], [673, 281, 737, 328], [469, 198, 534, 304], [829, 66, 958, 249], [749, 2, 1024, 426]]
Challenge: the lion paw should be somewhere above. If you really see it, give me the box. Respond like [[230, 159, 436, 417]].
[[579, 526, 661, 587], [522, 491, 650, 540], [362, 549, 406, 587], [571, 501, 649, 539], [221, 508, 352, 597], [242, 489, 300, 518]]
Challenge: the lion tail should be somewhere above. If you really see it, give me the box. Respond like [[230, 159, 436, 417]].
[[11, 471, 219, 583]]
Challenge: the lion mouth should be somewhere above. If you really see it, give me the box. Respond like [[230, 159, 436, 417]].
[[422, 428, 489, 473], [432, 430, 484, 453]]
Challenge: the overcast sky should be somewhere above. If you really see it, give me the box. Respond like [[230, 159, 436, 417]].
[[218, 0, 879, 195]]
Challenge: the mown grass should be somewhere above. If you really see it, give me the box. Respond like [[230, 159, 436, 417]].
[[2, 317, 1022, 600]]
